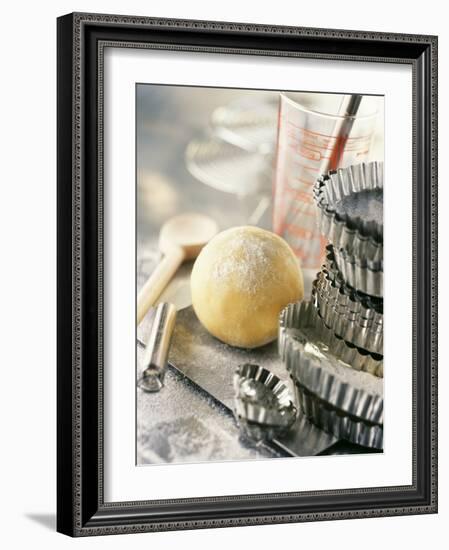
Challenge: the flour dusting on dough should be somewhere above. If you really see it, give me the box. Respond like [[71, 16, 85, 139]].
[[191, 226, 303, 348], [211, 228, 288, 294]]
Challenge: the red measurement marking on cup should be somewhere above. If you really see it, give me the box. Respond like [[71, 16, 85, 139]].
[[275, 199, 315, 222], [291, 179, 316, 190], [283, 187, 314, 203], [298, 146, 323, 161], [287, 125, 371, 160], [275, 119, 373, 268], [286, 237, 325, 266], [292, 161, 317, 173], [287, 121, 372, 141], [283, 200, 316, 218], [297, 138, 370, 159]]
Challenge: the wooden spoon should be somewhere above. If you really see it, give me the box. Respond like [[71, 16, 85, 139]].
[[137, 213, 218, 324]]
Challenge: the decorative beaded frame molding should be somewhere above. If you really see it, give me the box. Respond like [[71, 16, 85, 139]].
[[57, 12, 438, 537]]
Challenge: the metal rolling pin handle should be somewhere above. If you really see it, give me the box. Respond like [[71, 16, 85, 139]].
[[138, 302, 177, 392]]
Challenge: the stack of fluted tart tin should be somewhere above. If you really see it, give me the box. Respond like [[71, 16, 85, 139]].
[[279, 161, 384, 449]]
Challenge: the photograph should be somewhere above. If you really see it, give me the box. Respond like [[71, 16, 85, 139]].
[[135, 85, 385, 465], [55, 11, 437, 536]]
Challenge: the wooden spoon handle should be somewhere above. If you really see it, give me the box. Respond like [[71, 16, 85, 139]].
[[137, 247, 184, 324]]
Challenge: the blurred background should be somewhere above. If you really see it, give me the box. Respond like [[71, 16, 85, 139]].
[[137, 85, 383, 272], [137, 87, 274, 249]]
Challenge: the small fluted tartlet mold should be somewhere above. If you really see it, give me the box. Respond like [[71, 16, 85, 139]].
[[233, 363, 297, 442], [313, 252, 383, 355], [279, 302, 384, 422], [313, 161, 383, 262], [333, 245, 383, 297]]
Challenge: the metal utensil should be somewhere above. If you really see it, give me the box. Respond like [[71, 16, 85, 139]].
[[138, 302, 177, 392], [233, 363, 297, 443], [320, 94, 363, 174]]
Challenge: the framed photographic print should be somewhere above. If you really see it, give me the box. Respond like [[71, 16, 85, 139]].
[[57, 12, 438, 536]]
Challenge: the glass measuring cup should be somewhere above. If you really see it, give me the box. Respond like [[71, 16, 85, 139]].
[[273, 93, 379, 269]]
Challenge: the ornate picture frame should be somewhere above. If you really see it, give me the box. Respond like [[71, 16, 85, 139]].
[[57, 12, 437, 536]]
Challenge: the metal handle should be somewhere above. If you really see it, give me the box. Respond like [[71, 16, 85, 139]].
[[138, 302, 177, 392], [320, 94, 363, 174]]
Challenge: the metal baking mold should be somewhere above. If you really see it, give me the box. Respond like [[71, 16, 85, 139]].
[[333, 245, 383, 298], [313, 254, 383, 355], [293, 382, 383, 449], [280, 300, 383, 377], [318, 253, 383, 318], [233, 363, 297, 443], [279, 301, 384, 419], [320, 250, 383, 315], [313, 161, 383, 262], [282, 329, 384, 423]]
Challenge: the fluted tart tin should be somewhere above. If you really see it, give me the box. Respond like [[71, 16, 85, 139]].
[[313, 161, 383, 262], [333, 245, 383, 298], [294, 384, 383, 449], [278, 301, 384, 448], [280, 300, 383, 377], [279, 301, 384, 420], [314, 251, 383, 356], [233, 363, 297, 443]]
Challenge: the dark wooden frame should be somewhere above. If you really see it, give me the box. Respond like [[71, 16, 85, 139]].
[[57, 12, 438, 536]]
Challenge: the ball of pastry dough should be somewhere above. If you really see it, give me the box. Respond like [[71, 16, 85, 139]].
[[190, 226, 304, 348]]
